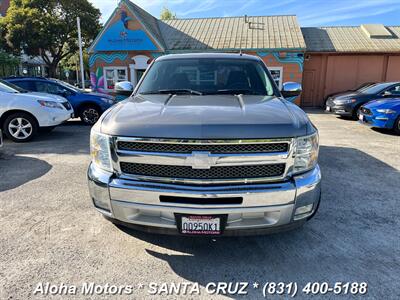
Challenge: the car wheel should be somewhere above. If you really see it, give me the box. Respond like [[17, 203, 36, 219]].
[[353, 106, 362, 120], [3, 113, 38, 142], [80, 105, 101, 125], [394, 117, 400, 135]]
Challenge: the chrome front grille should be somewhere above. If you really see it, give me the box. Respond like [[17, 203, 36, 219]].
[[113, 138, 294, 185], [120, 162, 286, 180], [117, 141, 289, 154]]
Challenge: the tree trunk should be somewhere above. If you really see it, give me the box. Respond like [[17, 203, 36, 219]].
[[47, 64, 57, 78]]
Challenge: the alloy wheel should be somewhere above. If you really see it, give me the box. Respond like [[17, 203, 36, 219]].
[[8, 117, 33, 140], [82, 108, 99, 125]]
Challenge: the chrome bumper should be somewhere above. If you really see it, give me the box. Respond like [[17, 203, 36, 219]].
[[88, 164, 321, 235]]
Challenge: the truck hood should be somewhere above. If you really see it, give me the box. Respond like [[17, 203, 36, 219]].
[[100, 94, 315, 139]]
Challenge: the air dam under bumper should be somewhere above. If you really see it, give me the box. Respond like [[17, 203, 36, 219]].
[[88, 164, 321, 235]]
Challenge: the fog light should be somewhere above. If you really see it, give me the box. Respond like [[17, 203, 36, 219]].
[[294, 204, 313, 219]]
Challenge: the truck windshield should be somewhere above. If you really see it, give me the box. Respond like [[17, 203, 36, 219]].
[[137, 58, 277, 96]]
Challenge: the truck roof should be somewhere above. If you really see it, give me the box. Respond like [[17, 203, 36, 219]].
[[156, 52, 262, 62]]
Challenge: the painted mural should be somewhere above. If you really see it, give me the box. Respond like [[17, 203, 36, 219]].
[[89, 53, 128, 68], [257, 52, 304, 72], [93, 9, 157, 52], [257, 52, 304, 103], [90, 67, 107, 94]]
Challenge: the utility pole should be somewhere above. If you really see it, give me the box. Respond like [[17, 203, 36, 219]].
[[77, 17, 85, 89], [75, 58, 79, 84]]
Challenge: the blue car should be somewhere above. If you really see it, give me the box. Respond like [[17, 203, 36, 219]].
[[4, 77, 115, 125], [359, 98, 400, 135]]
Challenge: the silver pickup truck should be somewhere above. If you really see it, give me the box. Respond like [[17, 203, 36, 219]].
[[88, 53, 321, 236]]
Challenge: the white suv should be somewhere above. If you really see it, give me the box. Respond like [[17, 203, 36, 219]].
[[0, 80, 73, 142]]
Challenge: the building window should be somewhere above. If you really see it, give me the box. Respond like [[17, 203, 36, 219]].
[[268, 67, 283, 89], [104, 67, 128, 90], [177, 66, 217, 85]]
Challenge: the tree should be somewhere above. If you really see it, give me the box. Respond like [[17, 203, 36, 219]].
[[160, 7, 176, 20], [60, 50, 90, 79], [1, 0, 101, 77]]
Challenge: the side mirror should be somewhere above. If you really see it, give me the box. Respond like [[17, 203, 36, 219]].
[[281, 82, 302, 98], [382, 91, 392, 97], [114, 81, 134, 96], [57, 89, 69, 97]]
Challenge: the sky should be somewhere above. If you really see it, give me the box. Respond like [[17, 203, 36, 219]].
[[89, 0, 400, 26]]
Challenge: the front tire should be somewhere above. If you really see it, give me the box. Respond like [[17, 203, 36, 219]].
[[3, 113, 38, 142], [352, 106, 362, 120], [79, 105, 101, 125], [394, 117, 400, 135]]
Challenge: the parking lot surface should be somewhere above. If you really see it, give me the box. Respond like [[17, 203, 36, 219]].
[[0, 111, 399, 299]]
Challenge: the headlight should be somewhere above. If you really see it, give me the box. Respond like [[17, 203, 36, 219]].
[[293, 132, 319, 174], [376, 109, 396, 114], [101, 97, 114, 104], [37, 100, 64, 109], [333, 98, 356, 104], [90, 130, 113, 172]]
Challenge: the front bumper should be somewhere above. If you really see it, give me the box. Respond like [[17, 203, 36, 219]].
[[326, 99, 353, 116], [88, 164, 322, 235], [359, 113, 396, 129], [38, 108, 74, 127]]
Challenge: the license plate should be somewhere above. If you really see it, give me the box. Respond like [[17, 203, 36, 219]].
[[326, 106, 331, 112], [359, 114, 364, 121], [177, 215, 223, 235]]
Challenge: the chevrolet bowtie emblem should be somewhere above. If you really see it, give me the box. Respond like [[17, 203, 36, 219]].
[[185, 152, 218, 169]]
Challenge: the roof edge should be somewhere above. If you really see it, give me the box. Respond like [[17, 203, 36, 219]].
[[160, 14, 298, 21], [124, 0, 166, 51]]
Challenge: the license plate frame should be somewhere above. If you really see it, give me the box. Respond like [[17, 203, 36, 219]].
[[175, 214, 228, 236]]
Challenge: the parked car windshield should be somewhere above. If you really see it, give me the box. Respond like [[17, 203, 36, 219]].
[[0, 80, 21, 94], [361, 83, 395, 95], [137, 58, 277, 96], [51, 79, 81, 93], [0, 79, 27, 93], [356, 82, 375, 92]]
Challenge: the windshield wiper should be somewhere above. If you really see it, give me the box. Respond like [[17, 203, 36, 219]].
[[141, 89, 203, 95], [211, 89, 263, 95]]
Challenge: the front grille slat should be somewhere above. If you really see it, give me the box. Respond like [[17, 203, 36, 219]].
[[118, 141, 288, 154], [120, 162, 286, 180]]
